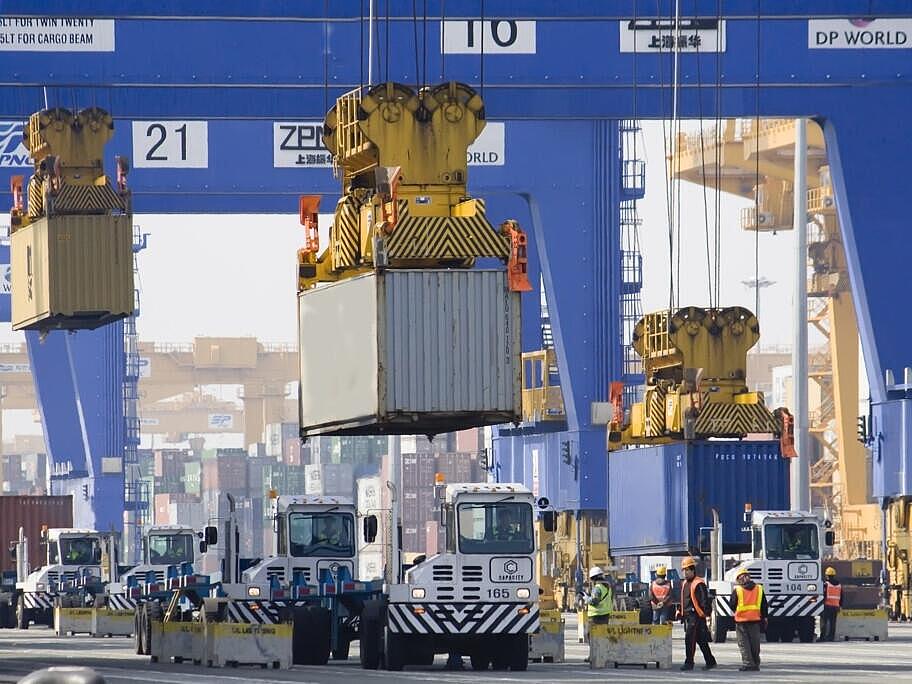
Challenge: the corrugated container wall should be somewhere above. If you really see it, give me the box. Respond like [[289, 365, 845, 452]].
[[608, 441, 789, 556], [11, 214, 134, 331], [0, 495, 73, 571], [299, 270, 521, 436]]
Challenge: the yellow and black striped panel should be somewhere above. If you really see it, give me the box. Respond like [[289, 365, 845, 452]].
[[332, 196, 361, 271], [695, 401, 779, 437], [645, 386, 667, 437], [386, 198, 510, 260], [27, 176, 43, 218], [51, 182, 124, 213]]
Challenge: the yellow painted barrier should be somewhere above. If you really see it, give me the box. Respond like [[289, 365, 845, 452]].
[[91, 607, 134, 637], [610, 610, 642, 625], [834, 609, 888, 642], [204, 622, 293, 668], [150, 621, 204, 664], [529, 610, 565, 663], [589, 623, 673, 669], [54, 607, 94, 636]]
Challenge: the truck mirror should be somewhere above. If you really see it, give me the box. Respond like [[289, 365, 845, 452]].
[[825, 531, 835, 546], [204, 526, 218, 546], [541, 511, 556, 533], [8, 547, 15, 560], [363, 515, 378, 544]]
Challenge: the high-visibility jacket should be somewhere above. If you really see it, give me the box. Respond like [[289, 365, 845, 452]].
[[734, 584, 764, 623], [825, 581, 843, 608], [651, 580, 671, 604], [587, 582, 613, 618], [681, 576, 707, 618]]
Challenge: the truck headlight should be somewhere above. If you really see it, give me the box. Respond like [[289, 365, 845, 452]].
[[247, 586, 261, 597], [411, 588, 426, 599], [806, 584, 817, 592], [517, 588, 531, 599]]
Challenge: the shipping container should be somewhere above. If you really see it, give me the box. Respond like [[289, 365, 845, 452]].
[[298, 269, 521, 437], [284, 438, 302, 466], [0, 495, 73, 571], [608, 440, 789, 555], [402, 526, 420, 553], [455, 428, 480, 454], [11, 214, 134, 331], [304, 463, 354, 496], [356, 476, 386, 514], [425, 520, 443, 556]]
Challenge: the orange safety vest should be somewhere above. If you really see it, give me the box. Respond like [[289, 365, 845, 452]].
[[734, 584, 764, 623], [825, 582, 842, 608], [651, 580, 671, 602], [681, 576, 707, 618]]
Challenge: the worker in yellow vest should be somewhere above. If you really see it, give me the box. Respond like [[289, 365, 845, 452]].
[[819, 566, 843, 642], [649, 565, 672, 624], [678, 557, 717, 671], [585, 566, 614, 625], [729, 567, 769, 672]]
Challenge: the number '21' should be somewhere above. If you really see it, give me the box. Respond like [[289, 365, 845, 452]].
[[145, 123, 188, 161]]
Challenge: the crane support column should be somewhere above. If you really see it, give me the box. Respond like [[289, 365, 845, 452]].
[[792, 118, 809, 511]]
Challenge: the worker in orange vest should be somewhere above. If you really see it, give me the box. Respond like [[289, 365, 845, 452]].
[[678, 557, 717, 671], [819, 566, 843, 641], [729, 567, 769, 671], [649, 565, 672, 624]]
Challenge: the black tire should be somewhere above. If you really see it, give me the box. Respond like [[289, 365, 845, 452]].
[[331, 637, 351, 661], [134, 607, 145, 655], [359, 616, 381, 670], [508, 634, 528, 671], [143, 602, 162, 656], [798, 617, 815, 643], [308, 607, 332, 665], [384, 632, 406, 671], [16, 595, 28, 630], [292, 606, 313, 666], [470, 653, 490, 671], [0, 598, 10, 628], [711, 614, 728, 643]]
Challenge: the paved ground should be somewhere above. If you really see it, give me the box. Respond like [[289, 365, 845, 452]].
[[1, 617, 910, 683]]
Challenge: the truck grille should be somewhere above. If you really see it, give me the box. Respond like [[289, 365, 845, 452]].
[[462, 565, 483, 583], [266, 566, 285, 583], [291, 567, 312, 583], [432, 564, 454, 582], [766, 568, 783, 581], [748, 568, 762, 581]]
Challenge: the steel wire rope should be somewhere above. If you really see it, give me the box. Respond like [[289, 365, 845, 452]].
[[693, 0, 714, 308], [360, 0, 365, 90], [480, 0, 486, 97], [440, 0, 447, 79], [323, 0, 330, 114], [423, 0, 428, 89], [412, 0, 421, 89], [656, 0, 675, 313], [753, 3, 762, 317], [713, 0, 723, 307], [385, 0, 391, 82]]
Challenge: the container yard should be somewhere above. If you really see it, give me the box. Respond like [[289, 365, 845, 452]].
[[1, 2, 911, 682]]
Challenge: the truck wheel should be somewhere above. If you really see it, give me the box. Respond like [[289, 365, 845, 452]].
[[308, 607, 332, 665], [134, 608, 145, 655], [292, 607, 313, 666], [798, 616, 815, 643], [711, 614, 728, 643], [384, 632, 406, 671], [16, 595, 28, 630], [469, 653, 490, 671], [0, 598, 10, 628], [359, 614, 381, 669], [508, 634, 528, 671], [331, 637, 351, 661]]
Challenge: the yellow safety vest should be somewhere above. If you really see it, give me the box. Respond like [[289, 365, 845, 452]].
[[587, 583, 613, 618], [734, 584, 764, 623]]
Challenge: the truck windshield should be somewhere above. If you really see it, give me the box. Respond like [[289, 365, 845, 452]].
[[288, 512, 354, 558], [457, 502, 533, 555], [764, 523, 819, 560], [148, 534, 195, 565], [58, 537, 102, 566]]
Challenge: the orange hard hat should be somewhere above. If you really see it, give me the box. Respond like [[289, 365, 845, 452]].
[[681, 557, 697, 570]]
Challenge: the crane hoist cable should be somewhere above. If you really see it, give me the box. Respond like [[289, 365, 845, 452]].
[[752, 3, 762, 317], [695, 26, 715, 309]]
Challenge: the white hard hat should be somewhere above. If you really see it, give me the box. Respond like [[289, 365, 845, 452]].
[[588, 566, 604, 580]]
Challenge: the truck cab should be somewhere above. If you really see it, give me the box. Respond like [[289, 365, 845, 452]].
[[710, 510, 829, 643], [241, 495, 360, 597], [363, 483, 540, 672], [13, 528, 106, 628], [112, 525, 199, 593]]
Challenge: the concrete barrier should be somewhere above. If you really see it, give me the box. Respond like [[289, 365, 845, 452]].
[[150, 621, 204, 664], [91, 607, 134, 637], [54, 607, 94, 636], [529, 610, 565, 663], [589, 623, 673, 669], [611, 610, 642, 625], [835, 609, 888, 642], [204, 622, 293, 668]]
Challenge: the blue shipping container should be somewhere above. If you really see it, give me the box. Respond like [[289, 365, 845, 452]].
[[608, 440, 789, 556]]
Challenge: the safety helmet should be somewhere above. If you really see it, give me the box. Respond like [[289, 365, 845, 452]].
[[681, 557, 697, 570], [588, 566, 604, 580], [736, 567, 751, 579], [825, 566, 836, 577], [655, 565, 667, 577]]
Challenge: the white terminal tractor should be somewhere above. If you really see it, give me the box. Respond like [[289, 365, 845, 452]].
[[360, 482, 540, 672]]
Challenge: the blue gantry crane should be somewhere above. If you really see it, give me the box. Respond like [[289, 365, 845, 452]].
[[0, 4, 908, 601]]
